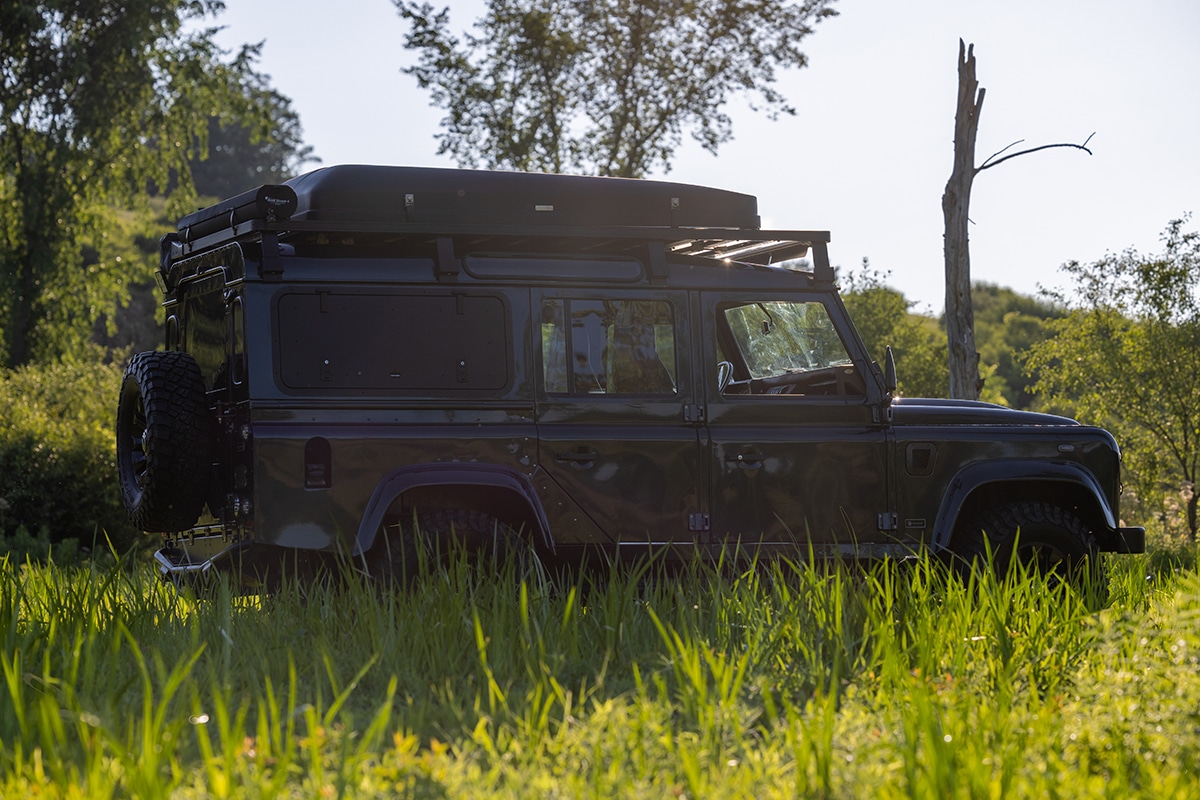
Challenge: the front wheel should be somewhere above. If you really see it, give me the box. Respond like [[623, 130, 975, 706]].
[[955, 501, 1107, 602]]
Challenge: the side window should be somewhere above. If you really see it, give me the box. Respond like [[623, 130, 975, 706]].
[[276, 291, 509, 392], [229, 295, 246, 386], [542, 298, 676, 395], [181, 272, 229, 392], [720, 300, 863, 396]]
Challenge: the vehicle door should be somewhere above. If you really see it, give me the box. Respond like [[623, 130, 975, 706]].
[[170, 251, 249, 521], [701, 292, 892, 553], [534, 290, 705, 547]]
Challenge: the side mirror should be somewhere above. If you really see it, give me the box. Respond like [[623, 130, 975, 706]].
[[717, 360, 734, 393], [883, 346, 898, 396]]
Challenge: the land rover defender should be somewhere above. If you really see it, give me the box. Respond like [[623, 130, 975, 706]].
[[116, 165, 1145, 589]]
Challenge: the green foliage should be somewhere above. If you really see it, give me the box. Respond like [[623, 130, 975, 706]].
[[1, 550, 1195, 796], [189, 87, 321, 200], [0, 524, 78, 565], [396, 0, 838, 177], [0, 1, 273, 367], [972, 283, 1064, 409], [840, 260, 948, 398], [0, 359, 139, 554], [1028, 216, 1200, 539]]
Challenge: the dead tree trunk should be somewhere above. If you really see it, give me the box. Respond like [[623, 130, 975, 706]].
[[942, 39, 984, 401], [941, 40, 1094, 401]]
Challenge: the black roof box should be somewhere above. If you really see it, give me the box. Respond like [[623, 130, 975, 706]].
[[177, 184, 297, 241], [283, 165, 761, 230]]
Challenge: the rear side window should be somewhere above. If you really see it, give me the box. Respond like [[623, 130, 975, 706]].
[[542, 298, 676, 395], [181, 272, 229, 392], [276, 291, 509, 391]]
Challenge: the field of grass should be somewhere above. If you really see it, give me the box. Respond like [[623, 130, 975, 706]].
[[2, 547, 1199, 798]]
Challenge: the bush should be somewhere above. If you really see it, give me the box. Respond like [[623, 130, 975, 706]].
[[0, 359, 140, 554]]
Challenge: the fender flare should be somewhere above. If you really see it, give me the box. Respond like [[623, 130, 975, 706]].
[[351, 463, 554, 557], [930, 459, 1117, 550]]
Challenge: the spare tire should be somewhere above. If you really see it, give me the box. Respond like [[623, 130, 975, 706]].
[[116, 351, 212, 532]]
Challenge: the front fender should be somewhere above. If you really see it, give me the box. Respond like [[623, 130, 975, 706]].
[[931, 459, 1117, 550], [352, 463, 553, 556]]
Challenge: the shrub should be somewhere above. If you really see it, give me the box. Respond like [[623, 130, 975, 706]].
[[0, 358, 140, 554]]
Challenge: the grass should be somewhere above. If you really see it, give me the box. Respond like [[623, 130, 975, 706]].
[[1, 547, 1198, 798]]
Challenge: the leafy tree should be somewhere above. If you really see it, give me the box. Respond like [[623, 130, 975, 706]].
[[0, 1, 272, 367], [396, 0, 838, 177], [1027, 217, 1200, 539], [189, 86, 320, 200], [840, 260, 948, 399], [972, 283, 1064, 409]]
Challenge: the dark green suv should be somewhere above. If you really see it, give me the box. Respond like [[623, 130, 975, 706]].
[[116, 165, 1144, 589]]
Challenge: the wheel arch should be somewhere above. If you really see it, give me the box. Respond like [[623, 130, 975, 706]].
[[352, 463, 552, 557], [932, 460, 1119, 553]]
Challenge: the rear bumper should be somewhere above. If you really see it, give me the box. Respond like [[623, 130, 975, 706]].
[[154, 539, 255, 586], [154, 538, 333, 594]]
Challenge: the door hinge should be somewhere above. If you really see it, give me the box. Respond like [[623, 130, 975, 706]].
[[877, 512, 898, 531], [688, 513, 711, 533], [683, 403, 705, 423]]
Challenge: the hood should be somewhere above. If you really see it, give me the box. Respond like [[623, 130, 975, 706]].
[[891, 397, 1080, 427]]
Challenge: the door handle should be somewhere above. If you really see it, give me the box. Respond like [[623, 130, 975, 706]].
[[725, 451, 764, 469], [556, 449, 598, 466]]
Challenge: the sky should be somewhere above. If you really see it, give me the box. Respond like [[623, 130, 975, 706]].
[[207, 0, 1200, 313]]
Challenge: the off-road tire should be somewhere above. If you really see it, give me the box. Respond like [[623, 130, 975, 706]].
[[367, 518, 424, 588], [956, 500, 1107, 601], [116, 351, 211, 532], [418, 508, 526, 561], [370, 508, 529, 586]]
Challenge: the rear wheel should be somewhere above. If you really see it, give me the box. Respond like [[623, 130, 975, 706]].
[[955, 500, 1107, 603], [369, 508, 528, 585], [368, 517, 424, 587], [418, 508, 526, 562]]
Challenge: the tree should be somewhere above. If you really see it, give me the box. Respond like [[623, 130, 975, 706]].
[[972, 283, 1063, 410], [1026, 217, 1200, 540], [840, 260, 948, 398], [396, 0, 838, 177], [0, 1, 273, 367], [189, 85, 320, 200], [941, 40, 1092, 400]]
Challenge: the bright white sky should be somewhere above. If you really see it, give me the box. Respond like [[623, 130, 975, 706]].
[[209, 0, 1199, 313]]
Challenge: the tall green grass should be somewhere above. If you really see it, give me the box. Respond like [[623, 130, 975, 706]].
[[1, 548, 1196, 797]]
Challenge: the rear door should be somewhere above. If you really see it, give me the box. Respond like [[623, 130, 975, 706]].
[[534, 289, 704, 547]]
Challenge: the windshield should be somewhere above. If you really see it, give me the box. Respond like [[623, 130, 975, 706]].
[[724, 301, 852, 380]]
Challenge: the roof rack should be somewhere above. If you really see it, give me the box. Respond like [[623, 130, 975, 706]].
[[167, 165, 832, 278]]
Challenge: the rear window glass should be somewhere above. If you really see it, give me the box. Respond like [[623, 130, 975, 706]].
[[542, 298, 676, 395], [181, 272, 228, 392], [276, 291, 509, 391]]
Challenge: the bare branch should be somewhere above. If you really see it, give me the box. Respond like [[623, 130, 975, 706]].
[[977, 131, 1095, 173], [981, 139, 1024, 166]]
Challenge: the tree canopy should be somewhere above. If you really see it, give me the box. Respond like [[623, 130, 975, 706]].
[[396, 0, 838, 177], [840, 260, 948, 400], [1027, 217, 1200, 539], [189, 85, 319, 201], [0, 1, 275, 366]]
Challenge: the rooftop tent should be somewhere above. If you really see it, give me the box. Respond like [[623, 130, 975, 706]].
[[282, 164, 762, 229]]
